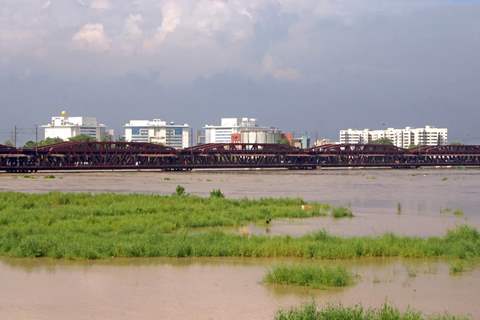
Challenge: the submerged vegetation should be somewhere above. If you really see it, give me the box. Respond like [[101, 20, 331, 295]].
[[264, 264, 353, 289], [440, 208, 465, 218], [275, 303, 469, 320], [0, 192, 479, 260]]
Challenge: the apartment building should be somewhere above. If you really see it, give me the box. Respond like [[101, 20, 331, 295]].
[[124, 119, 191, 149], [339, 126, 448, 148], [42, 111, 108, 141]]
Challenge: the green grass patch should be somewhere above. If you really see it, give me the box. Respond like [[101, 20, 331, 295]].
[[175, 185, 186, 196], [275, 303, 469, 320], [453, 209, 464, 217], [331, 207, 354, 218], [264, 264, 353, 289], [0, 193, 479, 260], [210, 189, 225, 199]]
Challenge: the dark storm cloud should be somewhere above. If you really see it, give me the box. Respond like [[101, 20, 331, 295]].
[[1, 0, 479, 143]]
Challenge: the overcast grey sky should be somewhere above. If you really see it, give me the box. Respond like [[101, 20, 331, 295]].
[[1, 0, 479, 143]]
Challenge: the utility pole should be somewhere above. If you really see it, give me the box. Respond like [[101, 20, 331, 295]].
[[13, 125, 17, 148], [35, 125, 39, 153]]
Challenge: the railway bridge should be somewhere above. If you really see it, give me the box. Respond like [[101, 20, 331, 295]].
[[1, 142, 479, 172]]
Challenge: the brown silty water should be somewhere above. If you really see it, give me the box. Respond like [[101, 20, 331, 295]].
[[1, 169, 479, 236], [1, 169, 480, 319], [0, 258, 478, 320]]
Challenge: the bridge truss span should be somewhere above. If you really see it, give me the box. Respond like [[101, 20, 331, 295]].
[[1, 142, 479, 172]]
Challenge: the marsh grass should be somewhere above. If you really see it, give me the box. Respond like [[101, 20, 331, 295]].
[[264, 264, 353, 289], [275, 303, 469, 320], [449, 258, 477, 274], [453, 209, 464, 217], [0, 193, 479, 260], [210, 189, 225, 198], [175, 185, 186, 196], [449, 260, 465, 274], [331, 207, 353, 218]]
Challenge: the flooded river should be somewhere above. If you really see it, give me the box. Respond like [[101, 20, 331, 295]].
[[1, 169, 480, 218], [1, 169, 480, 319], [1, 169, 480, 236], [0, 258, 478, 320]]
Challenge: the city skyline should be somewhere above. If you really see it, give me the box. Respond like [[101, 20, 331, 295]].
[[2, 1, 480, 144], [1, 110, 453, 147]]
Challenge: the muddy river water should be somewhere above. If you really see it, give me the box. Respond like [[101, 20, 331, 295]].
[[0, 258, 479, 320], [1, 169, 480, 319]]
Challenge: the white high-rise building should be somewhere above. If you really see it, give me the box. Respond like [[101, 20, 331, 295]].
[[42, 111, 108, 141], [204, 118, 257, 143], [124, 119, 191, 149], [339, 126, 448, 148]]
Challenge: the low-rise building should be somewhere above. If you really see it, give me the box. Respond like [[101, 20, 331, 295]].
[[339, 126, 448, 148], [124, 119, 191, 149], [42, 111, 108, 141], [204, 117, 284, 144]]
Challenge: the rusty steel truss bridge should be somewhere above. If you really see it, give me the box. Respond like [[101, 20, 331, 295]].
[[1, 142, 480, 173]]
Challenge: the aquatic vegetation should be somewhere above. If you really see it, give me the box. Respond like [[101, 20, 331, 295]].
[[175, 185, 186, 196], [44, 175, 56, 179], [275, 303, 470, 320], [440, 208, 464, 218], [396, 202, 402, 215], [453, 209, 464, 217], [264, 264, 353, 289], [449, 260, 465, 274], [210, 189, 225, 199], [449, 258, 477, 274], [331, 207, 354, 218], [0, 193, 479, 260]]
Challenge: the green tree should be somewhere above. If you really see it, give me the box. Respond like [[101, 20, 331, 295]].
[[68, 134, 96, 142], [39, 137, 64, 146], [23, 141, 37, 148], [371, 137, 394, 145]]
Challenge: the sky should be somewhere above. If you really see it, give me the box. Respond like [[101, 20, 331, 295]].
[[1, 0, 480, 144]]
